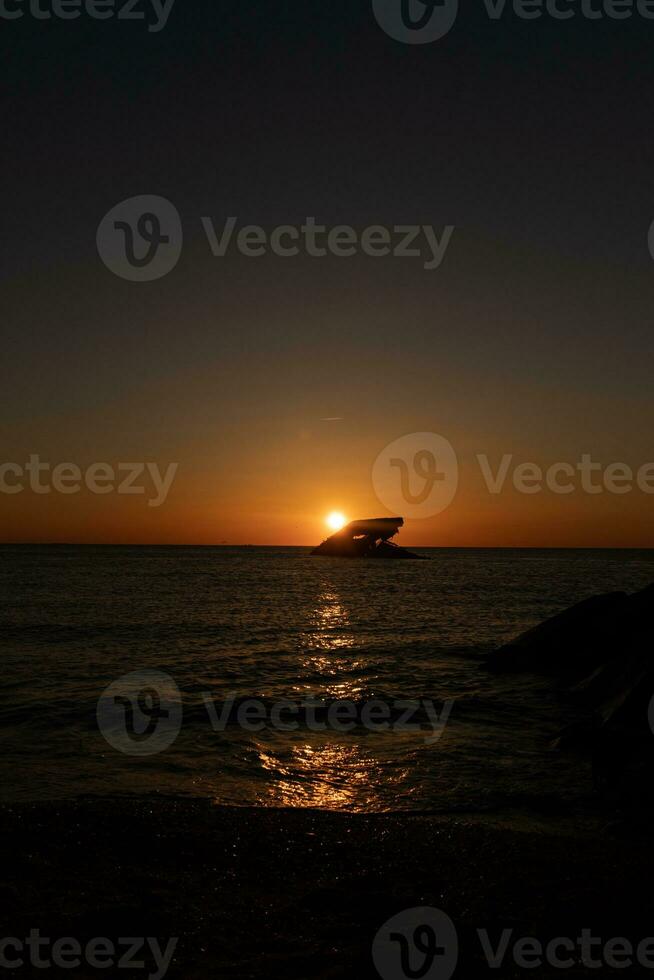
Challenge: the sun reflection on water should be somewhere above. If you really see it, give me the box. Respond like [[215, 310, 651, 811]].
[[256, 741, 399, 809], [251, 584, 397, 809], [296, 587, 369, 698], [300, 589, 356, 652]]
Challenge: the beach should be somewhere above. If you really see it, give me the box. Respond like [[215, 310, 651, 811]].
[[3, 796, 654, 978]]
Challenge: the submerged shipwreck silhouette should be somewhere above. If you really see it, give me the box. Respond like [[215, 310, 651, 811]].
[[311, 517, 424, 559]]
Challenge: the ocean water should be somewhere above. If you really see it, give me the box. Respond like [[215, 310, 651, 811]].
[[1, 545, 653, 813]]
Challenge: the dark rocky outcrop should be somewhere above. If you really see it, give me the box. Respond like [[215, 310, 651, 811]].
[[486, 585, 653, 679], [485, 583, 654, 803]]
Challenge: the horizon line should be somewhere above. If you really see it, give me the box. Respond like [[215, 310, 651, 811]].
[[1, 542, 653, 551]]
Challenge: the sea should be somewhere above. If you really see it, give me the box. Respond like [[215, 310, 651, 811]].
[[2, 545, 653, 814]]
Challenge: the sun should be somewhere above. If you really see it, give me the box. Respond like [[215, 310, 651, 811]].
[[326, 511, 347, 531]]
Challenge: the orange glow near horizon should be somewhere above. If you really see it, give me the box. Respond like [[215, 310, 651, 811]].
[[3, 425, 654, 548]]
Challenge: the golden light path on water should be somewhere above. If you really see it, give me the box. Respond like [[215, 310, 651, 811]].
[[256, 744, 400, 810], [254, 585, 409, 808]]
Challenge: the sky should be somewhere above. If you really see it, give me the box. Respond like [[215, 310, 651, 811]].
[[2, 0, 654, 546]]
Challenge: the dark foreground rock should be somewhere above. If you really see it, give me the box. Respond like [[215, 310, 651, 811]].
[[486, 585, 653, 678], [485, 584, 654, 804]]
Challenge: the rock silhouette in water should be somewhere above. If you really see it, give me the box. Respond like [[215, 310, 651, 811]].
[[311, 517, 425, 559], [485, 583, 654, 803]]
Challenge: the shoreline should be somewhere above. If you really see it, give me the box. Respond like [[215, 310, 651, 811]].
[[0, 791, 627, 836]]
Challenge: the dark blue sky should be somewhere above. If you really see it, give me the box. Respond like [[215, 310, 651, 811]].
[[2, 0, 654, 544]]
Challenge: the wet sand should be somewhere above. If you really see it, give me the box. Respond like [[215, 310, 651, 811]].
[[2, 797, 654, 977]]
